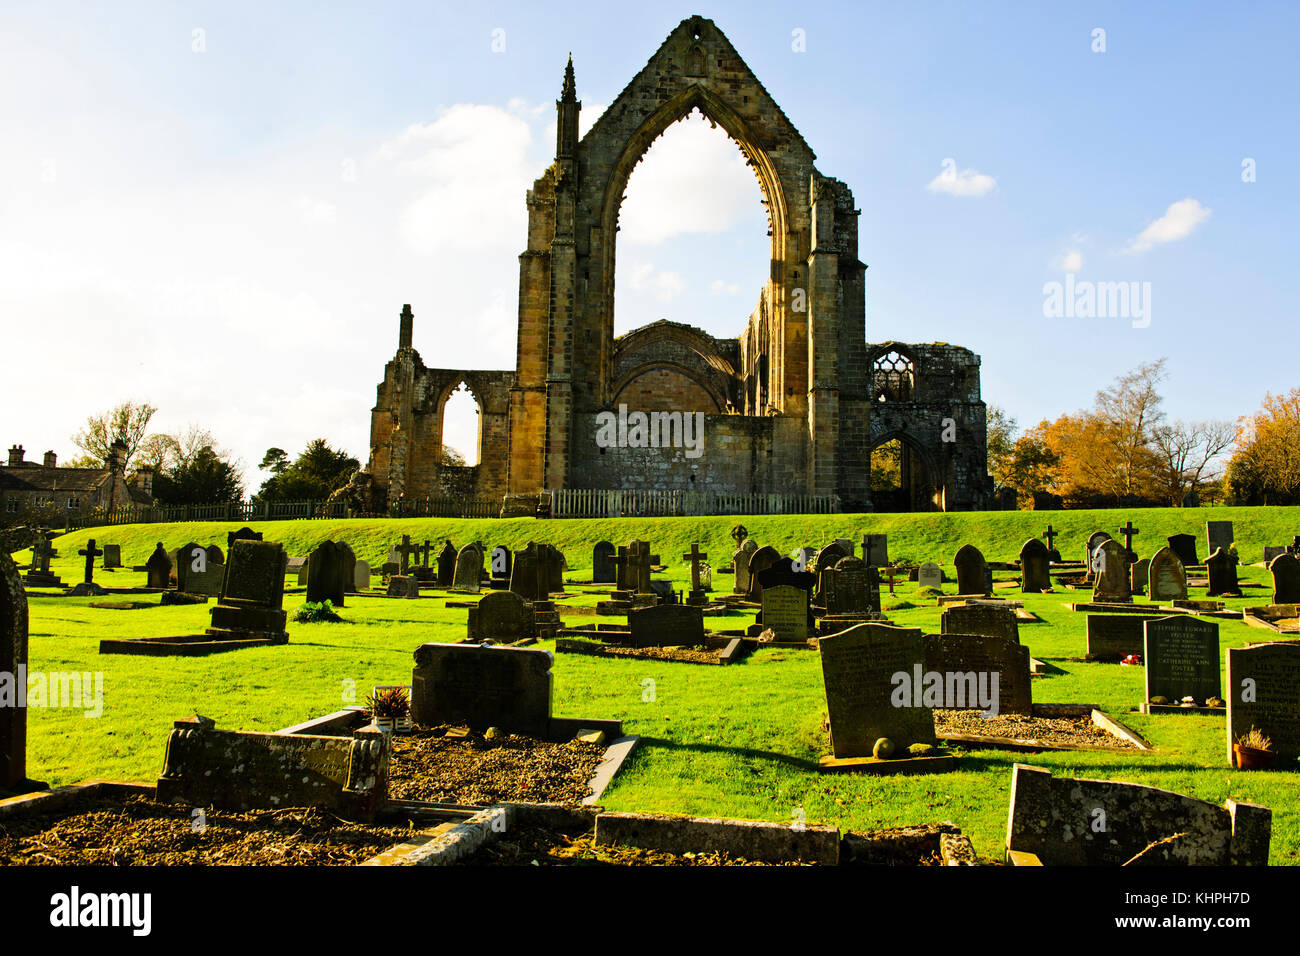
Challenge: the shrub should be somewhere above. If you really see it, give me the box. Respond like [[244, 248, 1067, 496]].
[[293, 600, 343, 623]]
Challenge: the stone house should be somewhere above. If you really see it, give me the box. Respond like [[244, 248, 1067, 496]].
[[0, 441, 154, 521]]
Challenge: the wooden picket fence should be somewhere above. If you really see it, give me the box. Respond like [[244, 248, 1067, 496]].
[[548, 488, 841, 518]]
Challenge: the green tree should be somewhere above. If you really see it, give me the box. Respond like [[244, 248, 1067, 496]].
[[255, 439, 359, 501], [986, 405, 1017, 489], [260, 448, 289, 474], [70, 400, 157, 468], [152, 446, 245, 504]]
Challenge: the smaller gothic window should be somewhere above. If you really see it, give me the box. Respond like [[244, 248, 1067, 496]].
[[873, 350, 915, 402]]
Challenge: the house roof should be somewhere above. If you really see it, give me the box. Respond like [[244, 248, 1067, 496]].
[[0, 465, 111, 494]]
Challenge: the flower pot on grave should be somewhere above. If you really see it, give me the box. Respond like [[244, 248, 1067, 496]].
[[1233, 744, 1277, 771]]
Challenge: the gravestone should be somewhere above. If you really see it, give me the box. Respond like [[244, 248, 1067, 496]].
[[1269, 553, 1300, 605], [1, 551, 37, 791], [1226, 642, 1300, 763], [819, 624, 936, 759], [410, 642, 553, 736], [835, 537, 855, 557], [453, 544, 484, 593], [1206, 521, 1235, 561], [761, 584, 810, 642], [1086, 614, 1162, 660], [813, 542, 849, 573], [822, 557, 879, 615], [1167, 533, 1199, 568], [940, 603, 1020, 644], [1086, 530, 1112, 564], [337, 542, 358, 594], [24, 535, 61, 588], [1206, 547, 1240, 597], [305, 541, 347, 606], [733, 539, 758, 594], [1018, 539, 1051, 593], [592, 541, 616, 584], [861, 534, 889, 567], [628, 603, 706, 648], [1144, 617, 1220, 705], [698, 562, 713, 590], [173, 541, 204, 592], [102, 544, 121, 570], [435, 540, 457, 585], [353, 560, 370, 591], [145, 543, 172, 589], [1130, 558, 1150, 597], [790, 546, 817, 574], [917, 562, 944, 591], [227, 527, 262, 549], [542, 544, 566, 594], [923, 634, 1032, 715], [953, 545, 988, 596], [1006, 764, 1270, 866], [1148, 546, 1188, 601], [491, 545, 512, 580], [205, 540, 289, 642], [1264, 546, 1288, 564], [296, 558, 310, 587], [206, 545, 224, 566], [1091, 539, 1132, 604], [386, 575, 418, 598], [186, 552, 226, 598], [746, 545, 781, 601], [77, 539, 104, 586], [381, 546, 401, 576], [682, 543, 709, 604], [467, 589, 536, 643], [509, 544, 544, 602]]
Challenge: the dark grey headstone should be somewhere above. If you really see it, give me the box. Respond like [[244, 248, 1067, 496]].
[[102, 544, 122, 569], [1018, 538, 1050, 593], [923, 633, 1032, 715], [953, 545, 988, 596], [1206, 521, 1234, 561], [1086, 613, 1162, 660], [1091, 539, 1131, 604], [592, 541, 616, 584], [1226, 642, 1300, 763], [1270, 553, 1300, 605], [410, 642, 552, 736], [1144, 616, 1220, 704], [628, 603, 705, 648], [1206, 547, 1240, 597], [145, 543, 172, 589], [468, 589, 535, 643], [940, 603, 1020, 644], [1167, 533, 1199, 567], [227, 527, 262, 550], [305, 540, 347, 606], [436, 540, 457, 586], [861, 534, 888, 567]]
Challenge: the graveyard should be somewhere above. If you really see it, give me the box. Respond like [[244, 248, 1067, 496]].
[[2, 504, 1299, 865]]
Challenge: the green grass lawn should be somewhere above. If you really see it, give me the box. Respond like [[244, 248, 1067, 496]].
[[11, 505, 1300, 863]]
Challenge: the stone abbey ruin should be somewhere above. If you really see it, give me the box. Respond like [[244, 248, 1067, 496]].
[[366, 16, 994, 515]]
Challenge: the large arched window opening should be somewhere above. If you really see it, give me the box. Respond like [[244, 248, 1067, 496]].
[[440, 382, 481, 467], [873, 350, 915, 403], [612, 109, 770, 339]]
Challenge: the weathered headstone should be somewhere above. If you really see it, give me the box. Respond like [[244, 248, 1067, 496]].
[[1086, 613, 1162, 660], [1206, 521, 1235, 561], [453, 544, 483, 593], [953, 545, 988, 596], [733, 539, 758, 594], [592, 541, 616, 584], [491, 545, 512, 580], [923, 633, 1032, 715], [1144, 617, 1220, 705], [410, 642, 553, 736], [1091, 539, 1131, 604], [24, 535, 61, 587], [145, 543, 172, 589], [173, 541, 203, 592], [861, 534, 889, 567], [1264, 546, 1289, 564], [509, 544, 544, 602], [1, 551, 37, 791], [226, 527, 262, 550], [1269, 553, 1300, 605], [813, 542, 849, 574], [819, 624, 936, 759], [1167, 533, 1199, 568], [761, 584, 810, 642], [1006, 764, 1270, 866], [337, 542, 358, 594], [1018, 538, 1050, 593], [206, 540, 289, 642], [628, 603, 706, 648], [386, 575, 418, 598], [305, 541, 347, 606], [353, 560, 370, 591], [1148, 546, 1188, 601], [917, 562, 944, 591], [1206, 547, 1240, 597], [822, 556, 880, 615], [746, 545, 781, 601], [102, 543, 121, 570], [435, 540, 457, 586], [940, 603, 1020, 644], [1226, 642, 1300, 763], [1129, 557, 1151, 596], [206, 545, 224, 566], [467, 589, 536, 643]]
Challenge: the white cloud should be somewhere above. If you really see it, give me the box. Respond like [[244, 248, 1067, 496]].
[[710, 279, 741, 294], [926, 162, 997, 197], [1125, 198, 1211, 253], [617, 110, 765, 244], [297, 196, 337, 224], [1056, 249, 1084, 271], [628, 262, 686, 302]]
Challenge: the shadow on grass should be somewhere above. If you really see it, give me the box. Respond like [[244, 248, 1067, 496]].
[[632, 735, 821, 773]]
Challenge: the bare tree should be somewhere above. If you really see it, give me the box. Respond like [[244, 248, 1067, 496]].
[[1151, 419, 1235, 505], [1094, 358, 1167, 497]]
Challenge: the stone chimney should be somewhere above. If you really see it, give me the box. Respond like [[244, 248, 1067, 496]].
[[43, 450, 57, 468], [398, 303, 414, 350], [7, 444, 24, 466], [108, 438, 128, 475], [134, 465, 154, 497]]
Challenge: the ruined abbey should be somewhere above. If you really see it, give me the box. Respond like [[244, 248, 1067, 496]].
[[366, 16, 994, 514]]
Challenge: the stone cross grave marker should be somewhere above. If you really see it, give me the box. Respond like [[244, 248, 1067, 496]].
[[682, 543, 708, 593], [730, 525, 748, 550], [1206, 521, 1235, 561], [30, 535, 53, 575], [78, 539, 104, 585], [1148, 546, 1188, 601], [395, 535, 420, 576], [1144, 616, 1220, 705], [1118, 520, 1140, 561], [1206, 547, 1240, 597], [1018, 538, 1050, 593], [819, 623, 936, 759], [1226, 642, 1300, 764], [953, 544, 988, 596], [410, 642, 553, 736], [592, 541, 616, 584], [1042, 524, 1058, 553], [761, 584, 809, 642], [1091, 539, 1131, 604], [628, 603, 706, 648], [1167, 533, 1199, 568], [1270, 553, 1300, 604]]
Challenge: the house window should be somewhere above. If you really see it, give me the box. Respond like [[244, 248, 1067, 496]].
[[5, 498, 16, 513], [66, 496, 80, 510]]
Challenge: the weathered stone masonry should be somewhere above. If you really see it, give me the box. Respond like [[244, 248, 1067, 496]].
[[366, 17, 992, 512]]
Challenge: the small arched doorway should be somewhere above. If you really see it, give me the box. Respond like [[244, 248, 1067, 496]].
[[870, 435, 941, 512]]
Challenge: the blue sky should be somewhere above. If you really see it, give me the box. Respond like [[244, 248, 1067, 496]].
[[2, 1, 1296, 488]]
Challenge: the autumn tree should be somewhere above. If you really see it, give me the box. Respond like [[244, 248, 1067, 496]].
[[1227, 389, 1300, 504]]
